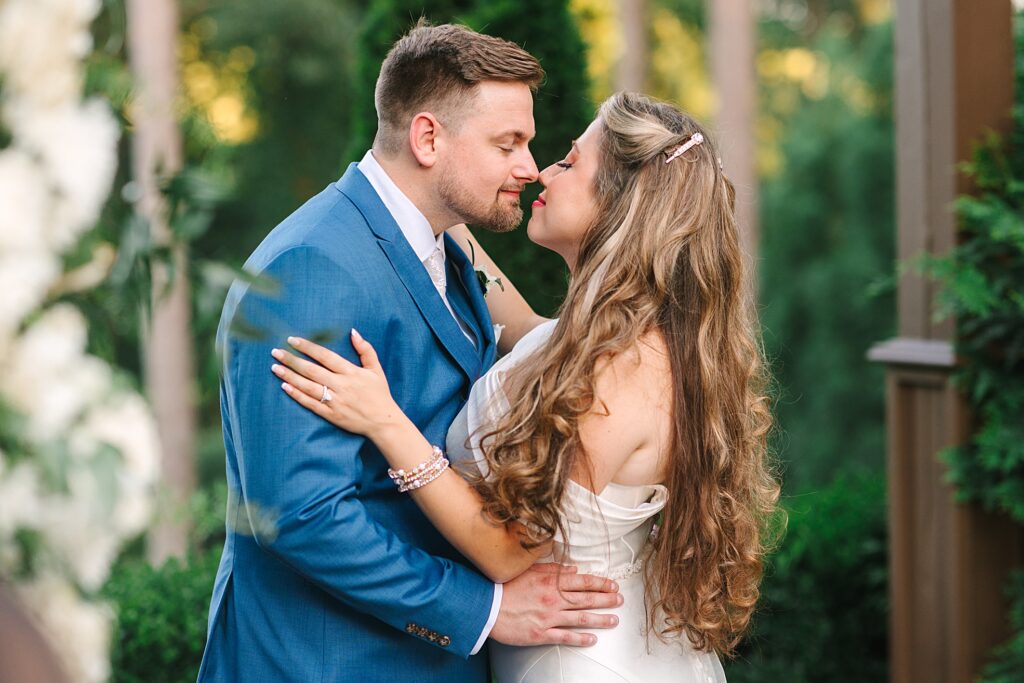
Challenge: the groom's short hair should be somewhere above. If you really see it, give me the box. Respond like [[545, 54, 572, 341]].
[[373, 21, 544, 155]]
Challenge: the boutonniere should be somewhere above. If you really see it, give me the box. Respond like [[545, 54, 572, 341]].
[[469, 242, 504, 297]]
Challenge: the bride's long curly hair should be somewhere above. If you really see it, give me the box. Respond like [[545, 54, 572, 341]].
[[472, 92, 783, 657]]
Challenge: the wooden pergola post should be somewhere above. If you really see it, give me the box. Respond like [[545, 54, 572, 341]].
[[708, 0, 758, 272], [868, 2, 1024, 681], [128, 0, 198, 565]]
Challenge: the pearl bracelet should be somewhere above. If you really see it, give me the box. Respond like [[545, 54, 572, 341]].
[[387, 445, 450, 493]]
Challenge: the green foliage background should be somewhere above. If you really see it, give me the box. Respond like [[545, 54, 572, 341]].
[[726, 472, 888, 682], [757, 14, 895, 492]]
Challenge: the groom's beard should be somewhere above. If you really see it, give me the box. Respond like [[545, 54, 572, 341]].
[[438, 169, 523, 233]]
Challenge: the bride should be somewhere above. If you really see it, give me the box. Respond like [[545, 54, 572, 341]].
[[271, 92, 781, 681]]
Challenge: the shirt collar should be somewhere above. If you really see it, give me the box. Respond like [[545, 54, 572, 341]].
[[357, 150, 445, 262]]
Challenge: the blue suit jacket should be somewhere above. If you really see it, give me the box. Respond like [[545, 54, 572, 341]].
[[197, 165, 499, 682]]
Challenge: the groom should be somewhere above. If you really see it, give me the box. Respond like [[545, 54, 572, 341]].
[[198, 21, 620, 682]]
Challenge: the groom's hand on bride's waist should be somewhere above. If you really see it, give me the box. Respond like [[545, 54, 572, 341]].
[[489, 563, 623, 647]]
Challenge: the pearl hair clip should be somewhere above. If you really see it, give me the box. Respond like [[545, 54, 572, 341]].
[[665, 132, 704, 164]]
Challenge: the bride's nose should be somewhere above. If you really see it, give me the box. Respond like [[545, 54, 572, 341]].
[[538, 164, 557, 187]]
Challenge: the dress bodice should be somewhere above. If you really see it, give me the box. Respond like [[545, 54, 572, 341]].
[[445, 319, 668, 580]]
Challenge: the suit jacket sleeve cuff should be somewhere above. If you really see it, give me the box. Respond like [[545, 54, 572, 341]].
[[470, 582, 502, 655]]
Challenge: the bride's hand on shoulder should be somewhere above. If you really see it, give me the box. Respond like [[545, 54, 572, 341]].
[[271, 329, 405, 440]]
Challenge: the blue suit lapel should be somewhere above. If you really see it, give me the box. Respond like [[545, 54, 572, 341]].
[[444, 233, 497, 371], [335, 165, 482, 383]]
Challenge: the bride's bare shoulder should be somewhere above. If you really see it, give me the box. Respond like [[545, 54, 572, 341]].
[[603, 328, 671, 379], [591, 328, 672, 412], [579, 328, 673, 489]]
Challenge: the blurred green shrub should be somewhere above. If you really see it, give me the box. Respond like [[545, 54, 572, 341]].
[[724, 470, 889, 682], [103, 484, 227, 683], [981, 570, 1024, 683], [103, 550, 221, 683]]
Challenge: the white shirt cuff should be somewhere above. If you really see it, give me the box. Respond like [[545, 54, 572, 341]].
[[470, 582, 502, 655]]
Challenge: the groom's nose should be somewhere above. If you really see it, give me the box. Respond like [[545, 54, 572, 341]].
[[513, 151, 540, 184]]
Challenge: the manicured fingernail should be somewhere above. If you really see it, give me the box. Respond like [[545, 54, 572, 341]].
[[281, 382, 291, 392], [287, 336, 299, 346], [610, 616, 619, 626], [351, 328, 363, 341], [271, 348, 283, 360], [610, 581, 619, 591], [271, 364, 283, 375]]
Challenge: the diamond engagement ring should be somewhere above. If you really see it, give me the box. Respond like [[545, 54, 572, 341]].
[[320, 384, 332, 403]]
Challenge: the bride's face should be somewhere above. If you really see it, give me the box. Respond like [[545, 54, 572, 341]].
[[527, 118, 601, 271]]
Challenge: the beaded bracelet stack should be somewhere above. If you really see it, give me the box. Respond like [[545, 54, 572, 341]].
[[387, 445, 450, 493]]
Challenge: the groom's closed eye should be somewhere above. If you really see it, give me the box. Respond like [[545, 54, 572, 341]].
[[492, 129, 535, 146]]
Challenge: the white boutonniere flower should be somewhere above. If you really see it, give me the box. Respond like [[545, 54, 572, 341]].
[[469, 242, 504, 297]]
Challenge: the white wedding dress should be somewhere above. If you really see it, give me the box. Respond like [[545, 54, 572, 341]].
[[447, 320, 728, 683]]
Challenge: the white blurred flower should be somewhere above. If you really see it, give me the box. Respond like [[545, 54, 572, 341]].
[[0, 463, 42, 537], [41, 469, 121, 591], [112, 485, 155, 537], [69, 392, 160, 538], [0, 148, 50, 250], [5, 302, 86, 371], [7, 99, 120, 248], [0, 252, 61, 345], [1, 305, 113, 439], [33, 358, 112, 442], [0, 0, 159, 678], [18, 573, 113, 683], [0, 0, 100, 109], [72, 392, 161, 484]]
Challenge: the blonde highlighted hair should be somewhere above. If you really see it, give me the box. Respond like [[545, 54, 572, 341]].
[[473, 92, 783, 657]]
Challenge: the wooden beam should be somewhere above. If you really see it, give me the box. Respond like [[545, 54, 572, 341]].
[[893, 0, 1014, 340], [866, 338, 955, 367]]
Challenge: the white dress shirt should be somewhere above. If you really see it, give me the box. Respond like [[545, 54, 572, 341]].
[[356, 150, 501, 655], [358, 151, 476, 345]]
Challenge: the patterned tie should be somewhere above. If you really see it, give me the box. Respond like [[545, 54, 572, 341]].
[[423, 248, 446, 298], [424, 246, 477, 347]]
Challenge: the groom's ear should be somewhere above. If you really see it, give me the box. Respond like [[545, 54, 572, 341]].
[[408, 112, 442, 168]]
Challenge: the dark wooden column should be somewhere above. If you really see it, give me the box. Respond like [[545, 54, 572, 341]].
[[868, 2, 1023, 681]]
